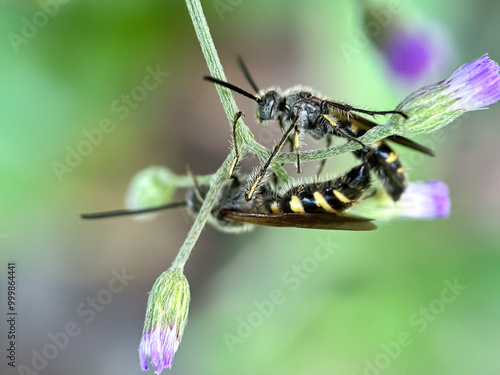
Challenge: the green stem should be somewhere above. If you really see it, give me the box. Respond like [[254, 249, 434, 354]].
[[185, 0, 262, 155], [174, 0, 274, 269], [185, 0, 236, 123], [172, 153, 233, 270]]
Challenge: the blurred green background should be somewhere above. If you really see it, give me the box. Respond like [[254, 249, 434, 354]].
[[1, 0, 500, 374]]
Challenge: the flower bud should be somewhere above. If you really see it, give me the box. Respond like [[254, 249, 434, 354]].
[[126, 166, 176, 220], [139, 268, 190, 373]]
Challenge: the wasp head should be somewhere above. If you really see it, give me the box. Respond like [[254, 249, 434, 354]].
[[257, 90, 281, 121]]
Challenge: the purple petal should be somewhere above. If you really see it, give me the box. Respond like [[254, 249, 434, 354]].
[[400, 181, 450, 218], [139, 326, 180, 374], [139, 335, 149, 370], [447, 54, 500, 110]]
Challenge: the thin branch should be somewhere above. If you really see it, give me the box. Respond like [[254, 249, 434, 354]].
[[172, 153, 233, 269]]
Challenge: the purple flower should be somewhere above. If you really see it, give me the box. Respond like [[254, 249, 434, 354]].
[[399, 181, 450, 219], [446, 54, 500, 111], [139, 268, 190, 373], [382, 23, 453, 86], [353, 181, 450, 220], [387, 54, 500, 136], [385, 27, 434, 83]]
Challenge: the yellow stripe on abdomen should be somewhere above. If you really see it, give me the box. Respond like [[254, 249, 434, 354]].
[[313, 192, 337, 213], [270, 201, 281, 214], [333, 189, 351, 204], [385, 152, 398, 163], [289, 195, 305, 213]]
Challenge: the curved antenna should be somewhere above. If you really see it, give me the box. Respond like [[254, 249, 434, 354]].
[[237, 56, 260, 93], [203, 76, 262, 104], [81, 201, 187, 220]]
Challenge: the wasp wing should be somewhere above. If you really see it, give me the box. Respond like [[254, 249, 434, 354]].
[[384, 134, 434, 156], [219, 210, 377, 231], [320, 99, 435, 156]]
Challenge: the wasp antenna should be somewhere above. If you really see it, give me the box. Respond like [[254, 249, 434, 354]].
[[396, 111, 409, 119], [237, 56, 260, 93], [349, 107, 409, 119], [373, 110, 409, 119], [81, 201, 187, 220], [203, 76, 262, 103]]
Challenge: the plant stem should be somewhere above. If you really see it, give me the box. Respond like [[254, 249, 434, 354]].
[[185, 0, 254, 149], [175, 0, 283, 269], [172, 153, 233, 270]]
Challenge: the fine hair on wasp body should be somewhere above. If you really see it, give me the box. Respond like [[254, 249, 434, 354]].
[[204, 58, 435, 202]]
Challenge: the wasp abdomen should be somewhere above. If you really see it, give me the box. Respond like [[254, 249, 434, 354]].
[[269, 164, 371, 214], [335, 119, 407, 201], [355, 142, 406, 201]]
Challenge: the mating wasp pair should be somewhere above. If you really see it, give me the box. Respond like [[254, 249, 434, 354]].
[[82, 111, 376, 231], [205, 58, 434, 201], [82, 59, 434, 232]]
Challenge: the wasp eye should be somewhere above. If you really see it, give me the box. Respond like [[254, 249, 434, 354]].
[[257, 91, 282, 121]]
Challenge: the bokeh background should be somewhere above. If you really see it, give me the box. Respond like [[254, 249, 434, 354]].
[[1, 0, 500, 374]]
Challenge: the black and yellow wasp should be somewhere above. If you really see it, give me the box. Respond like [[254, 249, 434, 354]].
[[82, 113, 377, 232], [204, 58, 434, 201]]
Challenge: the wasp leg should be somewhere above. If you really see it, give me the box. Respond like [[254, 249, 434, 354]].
[[325, 100, 408, 119], [320, 114, 369, 151], [316, 135, 333, 177], [228, 111, 244, 179], [275, 121, 293, 185], [294, 124, 302, 173], [278, 121, 295, 151], [245, 121, 296, 201]]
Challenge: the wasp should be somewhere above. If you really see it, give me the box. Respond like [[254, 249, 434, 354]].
[[204, 58, 434, 201], [81, 163, 376, 231], [82, 114, 376, 231]]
